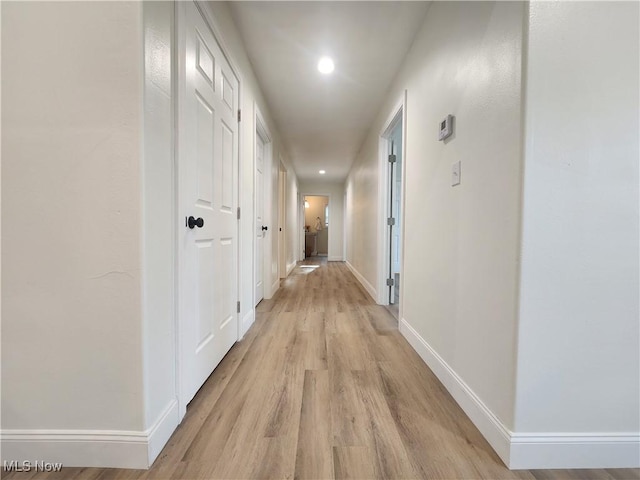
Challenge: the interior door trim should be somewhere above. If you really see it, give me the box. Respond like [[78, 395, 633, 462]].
[[376, 91, 407, 315]]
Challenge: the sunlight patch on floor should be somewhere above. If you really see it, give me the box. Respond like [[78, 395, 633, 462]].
[[298, 265, 321, 275]]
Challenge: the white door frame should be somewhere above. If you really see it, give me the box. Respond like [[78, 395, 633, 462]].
[[343, 190, 347, 262], [377, 91, 407, 312], [298, 193, 304, 261], [174, 0, 243, 421], [278, 158, 287, 279], [254, 105, 273, 302], [300, 192, 332, 259]]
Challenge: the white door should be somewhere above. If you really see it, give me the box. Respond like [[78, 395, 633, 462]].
[[255, 134, 265, 305], [178, 1, 239, 406]]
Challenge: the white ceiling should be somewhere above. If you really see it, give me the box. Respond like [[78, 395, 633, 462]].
[[228, 1, 430, 182]]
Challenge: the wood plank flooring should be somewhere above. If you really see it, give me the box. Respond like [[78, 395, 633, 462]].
[[4, 259, 639, 480]]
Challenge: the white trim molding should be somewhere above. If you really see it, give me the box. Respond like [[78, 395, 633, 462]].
[[345, 261, 377, 302], [510, 432, 640, 469], [377, 92, 407, 306], [399, 317, 640, 470], [286, 261, 296, 277], [146, 400, 179, 466], [399, 317, 512, 464], [328, 256, 344, 262], [271, 278, 280, 298], [241, 308, 255, 339], [254, 103, 275, 301], [0, 400, 179, 470]]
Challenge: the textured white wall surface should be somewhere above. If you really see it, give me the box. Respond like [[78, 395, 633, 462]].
[[346, 1, 639, 467], [141, 1, 176, 431], [286, 167, 300, 273], [1, 1, 298, 467], [4, 0, 636, 470], [515, 1, 640, 434], [345, 139, 379, 285], [2, 1, 145, 431], [346, 1, 525, 429]]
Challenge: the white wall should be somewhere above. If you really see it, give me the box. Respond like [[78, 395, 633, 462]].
[[2, 1, 145, 432], [1, 1, 180, 467], [345, 0, 639, 469], [141, 1, 178, 454], [1, 0, 298, 468], [345, 151, 378, 284], [203, 2, 298, 321], [300, 181, 345, 261], [286, 166, 300, 274], [512, 1, 639, 467], [346, 0, 524, 435]]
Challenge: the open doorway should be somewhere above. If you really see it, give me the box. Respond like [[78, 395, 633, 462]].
[[378, 94, 405, 320], [303, 195, 329, 259], [386, 120, 403, 318]]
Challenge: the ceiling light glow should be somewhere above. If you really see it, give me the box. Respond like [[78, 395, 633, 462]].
[[317, 57, 334, 75], [319, 170, 326, 174]]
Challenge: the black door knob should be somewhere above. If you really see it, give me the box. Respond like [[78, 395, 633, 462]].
[[187, 216, 204, 229], [262, 225, 268, 231]]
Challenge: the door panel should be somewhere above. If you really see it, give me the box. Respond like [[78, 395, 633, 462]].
[[221, 121, 234, 210], [222, 73, 234, 111], [196, 96, 214, 203], [179, 1, 239, 406]]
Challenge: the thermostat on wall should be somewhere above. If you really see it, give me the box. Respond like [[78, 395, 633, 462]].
[[438, 114, 453, 141]]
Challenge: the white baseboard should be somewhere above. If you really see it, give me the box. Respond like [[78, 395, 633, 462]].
[[399, 317, 512, 465], [510, 433, 640, 469], [1, 431, 148, 469], [286, 262, 296, 276], [328, 256, 343, 262], [146, 400, 179, 466], [270, 278, 280, 297], [0, 400, 179, 469], [345, 261, 377, 301], [241, 308, 255, 338], [399, 317, 640, 470]]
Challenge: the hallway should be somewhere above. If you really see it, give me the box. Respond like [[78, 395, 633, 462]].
[[5, 260, 637, 480]]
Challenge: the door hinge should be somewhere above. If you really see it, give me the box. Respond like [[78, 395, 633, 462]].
[[387, 217, 395, 226], [237, 301, 241, 313], [238, 109, 241, 122], [386, 277, 395, 287], [388, 154, 396, 163], [237, 207, 241, 220]]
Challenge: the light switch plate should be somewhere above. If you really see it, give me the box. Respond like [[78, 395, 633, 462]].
[[452, 161, 461, 186]]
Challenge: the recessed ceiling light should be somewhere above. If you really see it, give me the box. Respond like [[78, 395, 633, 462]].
[[317, 57, 334, 75], [319, 170, 326, 174]]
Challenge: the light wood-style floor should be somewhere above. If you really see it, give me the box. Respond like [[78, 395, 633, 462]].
[[5, 259, 639, 480]]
